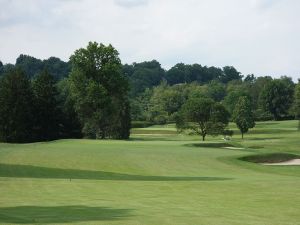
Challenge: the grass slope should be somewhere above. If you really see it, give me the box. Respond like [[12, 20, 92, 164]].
[[0, 121, 299, 225]]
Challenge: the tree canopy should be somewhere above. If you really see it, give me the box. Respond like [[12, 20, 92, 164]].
[[259, 79, 294, 120], [233, 96, 255, 138], [32, 70, 61, 140], [0, 55, 70, 80], [123, 60, 165, 97], [176, 98, 230, 141], [0, 43, 299, 143], [0, 69, 34, 143], [69, 42, 130, 139]]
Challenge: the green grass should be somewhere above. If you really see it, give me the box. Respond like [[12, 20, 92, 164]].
[[0, 120, 299, 224]]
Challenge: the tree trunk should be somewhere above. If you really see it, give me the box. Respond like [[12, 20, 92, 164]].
[[242, 132, 244, 139], [202, 134, 206, 141], [273, 112, 280, 121]]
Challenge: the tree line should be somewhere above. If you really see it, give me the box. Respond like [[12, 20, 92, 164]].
[[133, 76, 299, 140], [0, 42, 299, 142], [0, 55, 70, 80], [133, 77, 297, 121], [0, 42, 130, 143]]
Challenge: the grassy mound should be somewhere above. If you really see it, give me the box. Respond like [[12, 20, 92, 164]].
[[240, 153, 300, 164]]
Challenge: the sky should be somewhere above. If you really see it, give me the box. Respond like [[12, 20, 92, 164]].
[[0, 0, 299, 80]]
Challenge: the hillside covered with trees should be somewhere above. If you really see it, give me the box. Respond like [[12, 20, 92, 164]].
[[0, 42, 299, 142]]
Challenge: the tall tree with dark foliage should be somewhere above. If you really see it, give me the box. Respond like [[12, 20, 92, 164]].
[[0, 69, 34, 143], [32, 70, 61, 140], [69, 42, 130, 139]]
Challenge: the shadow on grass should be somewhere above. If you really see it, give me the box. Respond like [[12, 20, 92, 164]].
[[255, 122, 280, 126], [247, 146, 264, 149], [0, 205, 132, 224], [184, 142, 235, 148], [131, 130, 177, 135], [0, 164, 231, 181], [246, 137, 282, 141], [128, 137, 177, 142], [248, 129, 294, 135]]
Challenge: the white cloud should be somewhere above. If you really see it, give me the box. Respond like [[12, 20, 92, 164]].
[[250, 0, 282, 10], [0, 0, 299, 80], [114, 0, 148, 8]]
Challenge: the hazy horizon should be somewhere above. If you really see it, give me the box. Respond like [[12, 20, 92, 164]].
[[0, 0, 299, 80]]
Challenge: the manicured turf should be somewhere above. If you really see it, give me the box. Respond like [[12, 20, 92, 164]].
[[0, 121, 299, 224]]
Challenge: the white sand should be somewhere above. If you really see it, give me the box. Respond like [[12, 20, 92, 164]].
[[223, 147, 245, 150], [263, 159, 300, 166]]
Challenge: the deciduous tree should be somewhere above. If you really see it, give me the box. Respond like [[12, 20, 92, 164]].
[[69, 42, 130, 139], [176, 98, 229, 141], [259, 78, 294, 120], [233, 96, 255, 139]]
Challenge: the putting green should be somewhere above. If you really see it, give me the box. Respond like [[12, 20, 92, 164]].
[[0, 121, 299, 224]]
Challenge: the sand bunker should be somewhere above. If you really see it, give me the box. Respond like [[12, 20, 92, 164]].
[[223, 147, 245, 150], [263, 159, 300, 166]]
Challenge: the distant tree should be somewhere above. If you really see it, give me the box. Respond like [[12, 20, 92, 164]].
[[163, 88, 186, 120], [244, 74, 256, 83], [165, 64, 220, 85], [0, 61, 3, 75], [146, 83, 169, 124], [32, 70, 61, 140], [130, 88, 153, 121], [233, 96, 255, 139], [165, 63, 187, 85], [220, 66, 243, 83], [16, 54, 43, 78], [223, 89, 251, 115], [43, 57, 71, 80], [14, 54, 70, 80], [259, 78, 294, 120], [176, 98, 230, 141], [247, 76, 273, 113], [206, 80, 226, 101], [145, 82, 187, 123], [123, 60, 164, 97], [204, 66, 223, 82], [0, 69, 34, 143], [187, 64, 201, 83], [2, 63, 15, 74], [69, 42, 130, 139]]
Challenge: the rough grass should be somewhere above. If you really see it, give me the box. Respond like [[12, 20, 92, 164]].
[[0, 120, 299, 225]]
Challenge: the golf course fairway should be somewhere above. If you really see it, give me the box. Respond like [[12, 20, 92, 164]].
[[0, 120, 299, 225]]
